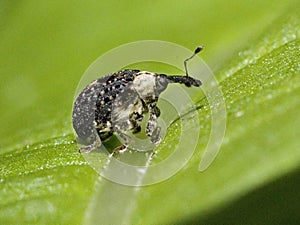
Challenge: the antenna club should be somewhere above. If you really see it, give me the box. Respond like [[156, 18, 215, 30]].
[[194, 46, 204, 54]]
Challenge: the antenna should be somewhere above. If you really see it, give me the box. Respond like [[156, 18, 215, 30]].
[[184, 46, 204, 76]]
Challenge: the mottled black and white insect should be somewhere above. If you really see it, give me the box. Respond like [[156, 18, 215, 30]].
[[72, 46, 203, 153]]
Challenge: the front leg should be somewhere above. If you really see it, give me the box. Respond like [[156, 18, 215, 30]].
[[130, 112, 144, 134], [146, 103, 161, 144]]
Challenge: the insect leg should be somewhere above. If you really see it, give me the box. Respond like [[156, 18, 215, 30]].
[[128, 112, 141, 133], [146, 103, 161, 144], [130, 98, 148, 134]]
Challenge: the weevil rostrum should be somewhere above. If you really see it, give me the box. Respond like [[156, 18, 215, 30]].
[[72, 46, 203, 153]]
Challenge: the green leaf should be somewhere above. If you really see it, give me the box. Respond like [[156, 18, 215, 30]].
[[0, 1, 299, 224]]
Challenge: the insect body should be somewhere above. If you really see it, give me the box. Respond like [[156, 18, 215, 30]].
[[72, 46, 203, 153]]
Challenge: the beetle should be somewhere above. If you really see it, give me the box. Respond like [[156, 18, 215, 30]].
[[72, 46, 203, 153]]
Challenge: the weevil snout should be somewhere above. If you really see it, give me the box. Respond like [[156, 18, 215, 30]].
[[183, 76, 202, 87], [165, 75, 202, 87]]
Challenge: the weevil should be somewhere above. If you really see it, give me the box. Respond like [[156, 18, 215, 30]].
[[72, 46, 203, 153]]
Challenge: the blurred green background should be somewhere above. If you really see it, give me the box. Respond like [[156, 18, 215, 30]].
[[0, 0, 299, 224]]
